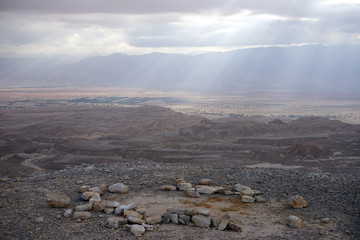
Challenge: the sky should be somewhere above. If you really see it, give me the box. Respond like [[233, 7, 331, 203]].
[[0, 0, 360, 57]]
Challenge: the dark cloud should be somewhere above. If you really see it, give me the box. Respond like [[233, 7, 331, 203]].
[[0, 0, 359, 55], [0, 0, 317, 17], [0, 0, 227, 14]]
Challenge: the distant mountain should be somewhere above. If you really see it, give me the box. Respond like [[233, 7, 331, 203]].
[[1, 45, 359, 90]]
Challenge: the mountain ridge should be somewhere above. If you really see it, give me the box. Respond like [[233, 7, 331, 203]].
[[1, 44, 359, 90]]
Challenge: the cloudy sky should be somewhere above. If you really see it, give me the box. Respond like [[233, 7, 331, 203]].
[[0, 0, 359, 57]]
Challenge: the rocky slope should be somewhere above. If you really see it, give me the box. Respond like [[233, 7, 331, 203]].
[[1, 161, 359, 239]]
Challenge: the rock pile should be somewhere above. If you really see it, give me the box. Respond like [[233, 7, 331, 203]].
[[163, 208, 242, 231], [161, 179, 265, 203], [44, 182, 155, 237], [44, 178, 311, 237]]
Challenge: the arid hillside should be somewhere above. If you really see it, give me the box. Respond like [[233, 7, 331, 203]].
[[1, 105, 360, 239], [1, 105, 360, 178]]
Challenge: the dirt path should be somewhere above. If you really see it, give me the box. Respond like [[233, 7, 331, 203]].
[[21, 154, 45, 172]]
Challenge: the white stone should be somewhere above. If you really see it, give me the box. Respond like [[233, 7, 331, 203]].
[[125, 224, 146, 237], [105, 217, 119, 229], [105, 201, 120, 208], [64, 209, 73, 218], [167, 207, 186, 215], [89, 193, 101, 204], [142, 223, 154, 231], [127, 215, 145, 224], [218, 214, 231, 231], [145, 216, 162, 225], [186, 190, 200, 198], [234, 184, 251, 192], [81, 192, 96, 201], [198, 179, 212, 185], [239, 189, 255, 197], [254, 195, 266, 203], [196, 185, 224, 194], [168, 214, 179, 224], [104, 208, 114, 214], [115, 203, 137, 216], [192, 215, 211, 228], [241, 196, 256, 203], [108, 183, 129, 193], [198, 209, 210, 216], [89, 186, 102, 194], [286, 215, 302, 228], [78, 185, 90, 193], [76, 203, 93, 212], [177, 182, 192, 191]]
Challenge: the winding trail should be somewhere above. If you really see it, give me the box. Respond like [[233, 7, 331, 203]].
[[21, 154, 45, 172]]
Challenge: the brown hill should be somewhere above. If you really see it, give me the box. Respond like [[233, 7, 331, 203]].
[[181, 117, 360, 140], [284, 142, 328, 159]]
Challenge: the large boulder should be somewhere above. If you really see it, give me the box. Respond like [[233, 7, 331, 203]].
[[45, 193, 70, 208]]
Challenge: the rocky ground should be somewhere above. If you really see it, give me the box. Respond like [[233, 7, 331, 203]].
[[1, 161, 359, 240]]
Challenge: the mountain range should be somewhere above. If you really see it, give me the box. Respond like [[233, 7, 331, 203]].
[[1, 45, 359, 90]]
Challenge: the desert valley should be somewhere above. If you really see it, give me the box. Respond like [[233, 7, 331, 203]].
[[0, 87, 359, 239]]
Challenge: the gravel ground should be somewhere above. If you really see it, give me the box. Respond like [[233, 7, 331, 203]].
[[1, 161, 359, 239]]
